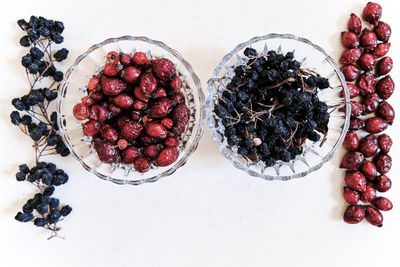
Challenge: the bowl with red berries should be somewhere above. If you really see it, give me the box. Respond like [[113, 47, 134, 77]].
[[58, 36, 204, 185]]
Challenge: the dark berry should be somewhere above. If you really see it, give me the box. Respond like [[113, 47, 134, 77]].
[[60, 205, 72, 217], [19, 35, 31, 47], [54, 48, 69, 61]]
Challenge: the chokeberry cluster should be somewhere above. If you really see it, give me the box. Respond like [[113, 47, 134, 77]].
[[213, 48, 330, 166], [11, 15, 71, 239]]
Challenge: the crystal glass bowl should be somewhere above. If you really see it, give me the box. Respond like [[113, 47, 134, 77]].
[[57, 36, 204, 185], [206, 33, 351, 181]]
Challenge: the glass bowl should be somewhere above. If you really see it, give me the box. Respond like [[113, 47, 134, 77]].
[[57, 36, 204, 185], [206, 33, 351, 181]]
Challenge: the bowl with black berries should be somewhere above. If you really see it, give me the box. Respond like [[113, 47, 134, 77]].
[[58, 36, 204, 185], [207, 33, 351, 180]]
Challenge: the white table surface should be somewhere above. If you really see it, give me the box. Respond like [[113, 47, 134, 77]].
[[0, 0, 399, 266]]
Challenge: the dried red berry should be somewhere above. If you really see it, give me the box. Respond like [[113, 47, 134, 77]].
[[83, 120, 101, 136], [132, 100, 146, 111], [145, 122, 167, 140], [133, 86, 149, 103], [161, 118, 174, 129], [374, 174, 391, 192], [343, 205, 365, 224], [149, 98, 175, 118], [73, 103, 89, 120], [172, 104, 190, 126], [358, 53, 376, 71], [339, 48, 362, 65], [372, 197, 393, 211], [376, 57, 393, 76], [341, 32, 360, 48], [358, 134, 378, 157], [111, 94, 134, 109], [117, 116, 131, 130], [90, 91, 104, 102], [100, 76, 127, 96], [170, 76, 183, 90], [143, 144, 160, 159], [139, 69, 157, 97], [94, 140, 119, 163], [348, 13, 362, 34], [119, 53, 131, 66], [373, 21, 391, 42], [170, 92, 185, 104], [89, 105, 109, 121], [153, 87, 167, 98], [121, 146, 140, 164], [152, 58, 176, 81], [103, 63, 119, 77], [373, 43, 390, 58], [156, 147, 179, 167], [88, 76, 100, 91], [349, 118, 365, 131], [360, 160, 378, 181], [377, 101, 395, 124], [377, 134, 392, 153], [133, 157, 151, 173], [364, 117, 388, 133], [374, 153, 392, 174], [360, 183, 377, 203], [117, 139, 128, 150], [343, 187, 360, 204], [107, 103, 122, 117], [341, 64, 360, 82], [100, 124, 118, 143], [106, 51, 119, 65], [363, 93, 380, 114], [131, 52, 149, 66], [362, 2, 382, 26], [375, 75, 394, 100], [365, 205, 383, 227], [81, 96, 94, 106], [357, 73, 376, 96], [343, 132, 359, 151], [164, 137, 179, 147], [121, 66, 141, 84], [341, 83, 360, 98], [360, 29, 378, 51], [345, 171, 367, 192], [120, 121, 143, 140], [350, 101, 363, 118]]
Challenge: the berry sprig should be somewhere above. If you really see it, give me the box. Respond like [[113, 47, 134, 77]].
[[10, 15, 72, 239], [339, 3, 394, 227]]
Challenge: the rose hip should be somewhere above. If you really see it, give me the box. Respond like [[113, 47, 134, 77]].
[[358, 134, 378, 157], [342, 151, 364, 170], [360, 183, 377, 203], [91, 91, 104, 102], [149, 98, 175, 118], [377, 101, 395, 124], [132, 100, 146, 111], [360, 160, 378, 182], [373, 21, 391, 42], [373, 43, 390, 58], [133, 157, 151, 173], [170, 92, 185, 104], [107, 103, 122, 117], [93, 140, 118, 163], [340, 48, 362, 65], [106, 51, 119, 65], [100, 76, 127, 96], [376, 57, 393, 76], [362, 2, 382, 26], [360, 29, 378, 51], [374, 175, 391, 192], [341, 83, 360, 98], [343, 187, 360, 205], [83, 120, 101, 136], [343, 205, 365, 224], [152, 58, 176, 81], [131, 52, 149, 66], [374, 153, 392, 174], [357, 73, 376, 96], [88, 76, 100, 91], [375, 75, 394, 100], [121, 66, 141, 84], [89, 105, 109, 121], [358, 53, 376, 72], [120, 121, 143, 140], [103, 63, 119, 77], [343, 132, 359, 151], [116, 116, 131, 130], [145, 122, 167, 140], [111, 94, 134, 109], [161, 118, 174, 129], [133, 86, 149, 103], [153, 87, 167, 98], [364, 117, 388, 133], [117, 139, 128, 150], [143, 144, 160, 159], [100, 124, 118, 143], [363, 93, 380, 114], [372, 197, 393, 211], [341, 32, 360, 49], [341, 64, 360, 81], [377, 134, 392, 153], [350, 101, 363, 118], [139, 69, 157, 97], [81, 96, 94, 106], [73, 103, 89, 120], [156, 147, 179, 167], [345, 171, 367, 192], [365, 205, 383, 227], [121, 146, 140, 164], [119, 52, 131, 66], [165, 137, 179, 147], [170, 76, 183, 90], [172, 104, 190, 126], [348, 13, 362, 34], [349, 118, 365, 131]]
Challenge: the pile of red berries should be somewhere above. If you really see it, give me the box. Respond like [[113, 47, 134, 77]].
[[340, 2, 394, 227], [73, 51, 189, 173]]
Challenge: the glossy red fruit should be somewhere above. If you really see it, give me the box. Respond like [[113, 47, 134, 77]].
[[94, 140, 118, 163], [345, 171, 367, 192], [374, 175, 391, 192], [375, 75, 394, 100], [363, 93, 380, 114], [350, 101, 363, 118], [106, 51, 119, 65], [373, 43, 390, 58], [343, 187, 360, 205], [133, 86, 149, 103], [358, 53, 376, 71], [357, 73, 376, 96], [360, 29, 378, 51], [107, 103, 121, 117], [120, 121, 143, 140], [116, 116, 131, 130], [111, 94, 134, 110], [100, 76, 127, 96], [341, 64, 360, 81], [153, 87, 167, 98], [131, 52, 149, 66], [339, 48, 362, 65], [349, 118, 365, 131], [121, 66, 141, 84], [341, 83, 360, 98], [372, 197, 393, 211], [149, 98, 175, 118], [89, 105, 109, 121], [164, 137, 179, 147], [343, 205, 365, 224], [132, 100, 146, 111], [341, 32, 360, 48], [170, 92, 185, 104], [145, 122, 167, 139], [73, 103, 89, 120], [139, 69, 157, 97], [172, 104, 190, 125], [90, 91, 104, 102], [364, 117, 388, 133], [374, 153, 392, 174], [133, 157, 151, 173], [156, 147, 179, 167], [376, 57, 393, 76], [83, 120, 101, 136], [143, 144, 160, 159], [81, 96, 94, 106], [359, 134, 378, 157], [360, 160, 378, 181], [152, 58, 176, 81], [121, 146, 140, 164], [361, 183, 377, 203], [365, 205, 383, 227], [362, 2, 382, 26], [343, 132, 359, 151], [377, 101, 395, 124], [88, 76, 100, 91], [103, 63, 119, 77], [373, 21, 391, 42], [170, 76, 183, 90], [342, 151, 365, 171], [117, 139, 128, 150], [161, 118, 174, 129], [348, 13, 362, 34], [119, 53, 131, 66], [377, 134, 392, 153], [100, 124, 118, 143]]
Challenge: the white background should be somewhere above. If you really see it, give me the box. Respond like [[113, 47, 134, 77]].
[[0, 0, 399, 266]]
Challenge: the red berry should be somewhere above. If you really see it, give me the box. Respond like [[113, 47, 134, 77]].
[[100, 124, 119, 143], [341, 32, 360, 49], [343, 187, 360, 205], [73, 103, 89, 120], [149, 98, 175, 118], [375, 75, 394, 100], [362, 2, 382, 26], [161, 118, 174, 129], [339, 48, 362, 65], [117, 139, 128, 150], [133, 157, 150, 173], [377, 101, 395, 124], [348, 13, 362, 34], [145, 122, 167, 140], [139, 69, 157, 97], [88, 76, 100, 91], [82, 96, 95, 106], [360, 183, 377, 203], [345, 171, 367, 192], [357, 73, 376, 96], [373, 21, 391, 42], [120, 121, 143, 140], [143, 144, 160, 159], [343, 205, 365, 224], [376, 57, 393, 76], [170, 76, 183, 90], [100, 76, 127, 96], [342, 152, 365, 170], [172, 104, 190, 126], [153, 87, 167, 98], [156, 147, 179, 167], [90, 91, 104, 102], [373, 43, 390, 58], [107, 103, 122, 117], [111, 94, 134, 109], [121, 146, 140, 164], [132, 100, 146, 111], [364, 117, 388, 133], [341, 64, 360, 81], [377, 134, 392, 153], [374, 153, 392, 174], [94, 140, 119, 163], [365, 205, 383, 227], [119, 53, 131, 66], [360, 160, 378, 181], [170, 92, 185, 104], [164, 137, 179, 147], [363, 93, 380, 114], [342, 83, 360, 99], [83, 120, 101, 136], [343, 132, 359, 151], [349, 118, 365, 131], [121, 66, 141, 84], [103, 63, 119, 77], [133, 86, 149, 103], [360, 29, 378, 51], [372, 197, 393, 211], [116, 116, 131, 130], [152, 58, 176, 81], [106, 51, 119, 65], [131, 52, 149, 66], [358, 134, 378, 157], [89, 105, 109, 121], [172, 123, 186, 136], [358, 53, 376, 72], [374, 174, 391, 192], [350, 101, 363, 118]]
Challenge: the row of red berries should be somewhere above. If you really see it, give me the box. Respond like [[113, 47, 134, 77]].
[[339, 2, 395, 227], [73, 50, 190, 173]]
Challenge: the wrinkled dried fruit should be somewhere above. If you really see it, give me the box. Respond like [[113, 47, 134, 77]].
[[121, 66, 141, 84], [143, 144, 160, 159], [121, 146, 140, 164], [131, 52, 149, 66], [360, 160, 378, 181], [372, 197, 393, 211], [152, 58, 176, 81], [358, 53, 376, 71], [345, 171, 367, 191], [358, 134, 378, 157], [172, 104, 190, 125], [365, 205, 383, 227], [349, 118, 365, 131], [170, 76, 183, 90], [374, 175, 391, 192], [133, 86, 149, 103], [119, 52, 131, 66], [342, 152, 365, 170], [339, 48, 362, 64], [377, 101, 395, 124], [101, 76, 127, 96], [117, 139, 128, 150], [145, 122, 167, 139], [89, 105, 109, 121], [362, 2, 382, 25], [375, 75, 394, 100], [83, 120, 101, 136], [357, 73, 376, 96], [153, 87, 167, 98], [377, 134, 392, 153], [149, 98, 175, 118], [133, 157, 150, 173], [373, 43, 390, 58], [100, 124, 118, 143], [88, 76, 100, 91], [341, 83, 360, 98], [341, 64, 360, 81], [374, 153, 392, 174], [164, 137, 179, 147], [348, 13, 362, 34], [120, 121, 143, 140], [111, 94, 134, 109], [360, 29, 378, 51], [364, 117, 388, 133], [373, 21, 391, 42], [341, 32, 360, 48], [350, 101, 363, 118], [360, 183, 377, 203], [132, 100, 146, 111], [363, 93, 380, 114], [73, 103, 89, 120], [343, 187, 360, 204], [94, 140, 118, 163], [103, 63, 119, 77], [156, 147, 179, 167], [139, 69, 157, 97], [343, 205, 365, 224], [106, 51, 119, 65], [107, 103, 122, 117], [376, 57, 393, 76], [343, 132, 359, 151]]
